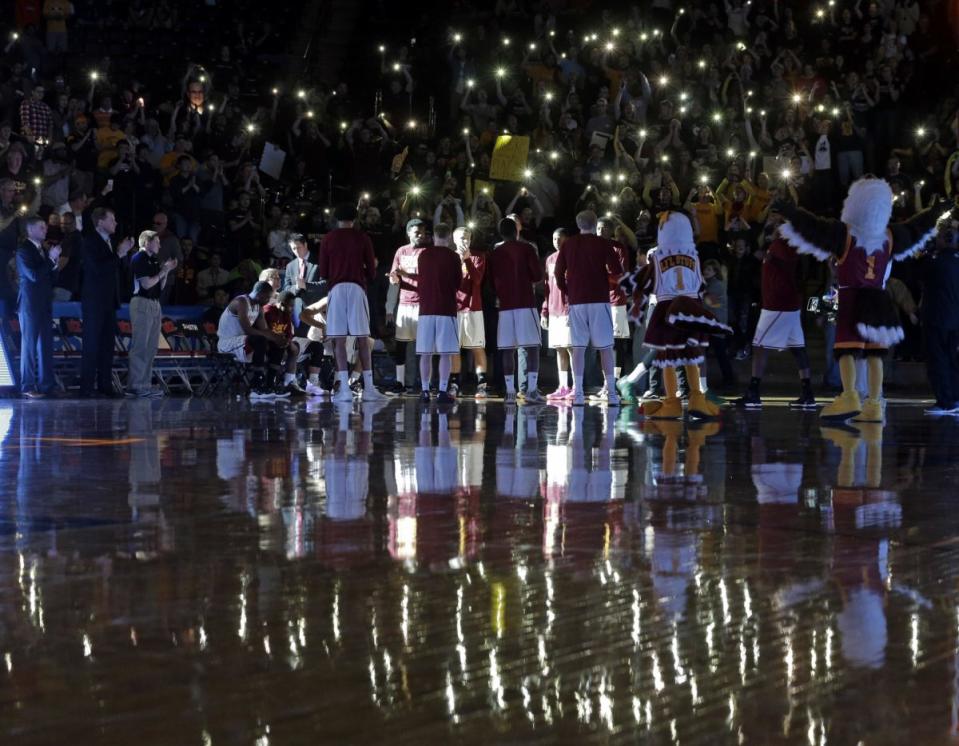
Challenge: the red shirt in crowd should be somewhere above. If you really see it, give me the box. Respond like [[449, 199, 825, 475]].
[[317, 227, 376, 290], [555, 233, 623, 306], [417, 245, 462, 317], [542, 251, 569, 320], [390, 244, 424, 305], [609, 240, 630, 306], [761, 237, 803, 311], [263, 304, 294, 341], [456, 252, 486, 313], [488, 239, 542, 311]]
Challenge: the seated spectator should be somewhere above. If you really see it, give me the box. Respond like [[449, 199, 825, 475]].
[[268, 212, 295, 265], [95, 114, 127, 170], [40, 143, 72, 209], [52, 211, 81, 301], [229, 258, 264, 297], [0, 144, 35, 198], [168, 155, 202, 242], [196, 252, 230, 303], [65, 116, 98, 195], [201, 287, 230, 327], [173, 237, 199, 305], [58, 191, 90, 231], [196, 153, 228, 237], [227, 191, 260, 265], [258, 267, 282, 296]]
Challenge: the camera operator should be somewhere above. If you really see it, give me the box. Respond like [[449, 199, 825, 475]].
[[919, 218, 959, 414]]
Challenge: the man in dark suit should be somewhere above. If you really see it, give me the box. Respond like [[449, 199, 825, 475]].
[[1, 178, 41, 316], [80, 207, 134, 397], [283, 233, 327, 323], [17, 216, 62, 399]]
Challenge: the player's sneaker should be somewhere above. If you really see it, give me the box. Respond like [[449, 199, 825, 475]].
[[305, 382, 328, 397], [733, 391, 762, 409], [522, 389, 547, 405]]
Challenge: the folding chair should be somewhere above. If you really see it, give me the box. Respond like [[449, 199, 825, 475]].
[[116, 318, 134, 353], [50, 317, 80, 391], [58, 316, 84, 354], [196, 322, 254, 396], [200, 352, 255, 396], [154, 318, 211, 395], [113, 318, 133, 392]]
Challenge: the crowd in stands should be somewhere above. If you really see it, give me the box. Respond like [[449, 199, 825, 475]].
[[2, 0, 959, 399]]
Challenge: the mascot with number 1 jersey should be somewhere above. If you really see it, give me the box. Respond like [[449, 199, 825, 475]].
[[620, 211, 732, 419], [774, 177, 953, 424]]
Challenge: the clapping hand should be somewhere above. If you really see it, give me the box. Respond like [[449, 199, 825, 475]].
[[118, 237, 135, 257], [48, 244, 62, 263]]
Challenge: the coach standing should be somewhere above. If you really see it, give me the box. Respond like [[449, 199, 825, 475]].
[[126, 230, 177, 398], [80, 207, 133, 397], [17, 217, 62, 399]]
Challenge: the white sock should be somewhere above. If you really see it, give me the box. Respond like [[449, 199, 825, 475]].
[[505, 375, 515, 394], [558, 368, 569, 388], [527, 371, 538, 391], [363, 370, 373, 390], [396, 364, 405, 385], [614, 366, 622, 378], [700, 373, 708, 393], [627, 362, 646, 383], [573, 375, 584, 392], [308, 372, 319, 385], [337, 371, 349, 391], [283, 372, 295, 385], [439, 376, 449, 392]]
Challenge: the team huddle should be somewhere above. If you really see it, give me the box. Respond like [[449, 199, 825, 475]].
[[215, 177, 954, 423]]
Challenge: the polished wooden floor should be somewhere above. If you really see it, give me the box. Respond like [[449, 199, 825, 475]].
[[3, 396, 959, 744]]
